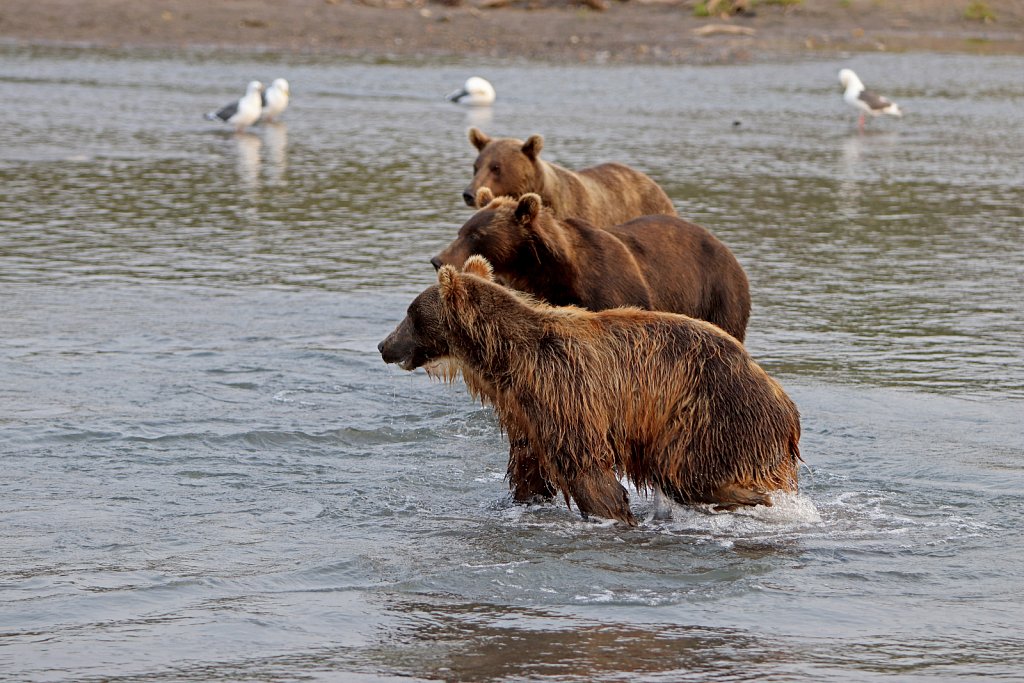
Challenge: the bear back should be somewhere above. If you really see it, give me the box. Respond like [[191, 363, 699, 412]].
[[463, 128, 677, 228], [433, 193, 750, 342]]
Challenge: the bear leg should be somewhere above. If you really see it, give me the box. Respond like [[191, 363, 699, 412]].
[[567, 467, 637, 526], [507, 437, 556, 503], [651, 485, 674, 521], [710, 482, 773, 512]]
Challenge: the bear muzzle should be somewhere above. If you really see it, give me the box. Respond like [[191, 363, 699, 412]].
[[379, 327, 432, 372], [377, 335, 407, 367], [461, 189, 476, 207]]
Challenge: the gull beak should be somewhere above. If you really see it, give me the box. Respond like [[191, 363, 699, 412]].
[[446, 88, 468, 103]]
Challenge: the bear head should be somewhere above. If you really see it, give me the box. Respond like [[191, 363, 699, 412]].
[[379, 256, 497, 375], [431, 192, 562, 284], [462, 127, 544, 208]]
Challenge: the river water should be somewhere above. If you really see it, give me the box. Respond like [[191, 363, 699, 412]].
[[1, 46, 1022, 681]]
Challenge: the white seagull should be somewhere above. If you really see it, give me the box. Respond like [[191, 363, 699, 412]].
[[261, 78, 290, 122], [205, 80, 264, 132], [446, 76, 495, 107], [839, 68, 902, 131]]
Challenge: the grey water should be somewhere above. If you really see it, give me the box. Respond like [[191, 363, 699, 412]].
[[1, 45, 1022, 681]]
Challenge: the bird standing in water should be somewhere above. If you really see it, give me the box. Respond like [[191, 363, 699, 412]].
[[205, 80, 264, 133], [839, 68, 902, 132], [261, 78, 290, 123]]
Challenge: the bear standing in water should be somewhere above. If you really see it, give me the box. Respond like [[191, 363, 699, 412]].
[[462, 128, 677, 227], [433, 190, 750, 343], [378, 256, 802, 526], [432, 191, 751, 501]]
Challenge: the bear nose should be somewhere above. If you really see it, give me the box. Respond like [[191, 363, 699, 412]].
[[462, 190, 476, 207], [430, 256, 443, 271], [377, 340, 385, 354]]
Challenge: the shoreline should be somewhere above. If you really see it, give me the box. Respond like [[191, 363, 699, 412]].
[[1, 0, 1023, 64]]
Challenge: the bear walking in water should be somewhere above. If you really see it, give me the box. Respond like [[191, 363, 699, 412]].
[[432, 190, 751, 501], [433, 189, 750, 343], [378, 256, 802, 526], [462, 127, 676, 227]]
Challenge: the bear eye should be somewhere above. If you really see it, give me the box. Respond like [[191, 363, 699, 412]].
[[490, 163, 500, 175]]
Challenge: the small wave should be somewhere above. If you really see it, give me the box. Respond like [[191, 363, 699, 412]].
[[633, 498, 821, 545], [271, 390, 318, 407], [815, 487, 1001, 550], [120, 425, 436, 450], [730, 492, 823, 524], [488, 487, 822, 540], [570, 587, 697, 606], [473, 471, 506, 484], [461, 560, 532, 570], [12, 428, 125, 446]]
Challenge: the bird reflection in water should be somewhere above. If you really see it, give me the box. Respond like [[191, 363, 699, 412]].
[[264, 122, 288, 186], [464, 106, 493, 129], [234, 132, 262, 191]]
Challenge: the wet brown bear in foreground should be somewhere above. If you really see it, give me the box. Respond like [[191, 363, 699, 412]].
[[378, 256, 802, 526], [462, 127, 677, 227], [433, 190, 751, 343]]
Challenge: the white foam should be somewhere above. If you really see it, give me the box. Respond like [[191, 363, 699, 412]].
[[461, 560, 530, 570], [627, 481, 822, 534], [486, 480, 823, 540], [574, 588, 615, 603], [737, 492, 823, 524]]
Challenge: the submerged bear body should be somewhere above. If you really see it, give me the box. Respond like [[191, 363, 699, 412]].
[[379, 257, 801, 526]]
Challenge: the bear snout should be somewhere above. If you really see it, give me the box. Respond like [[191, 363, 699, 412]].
[[462, 189, 476, 207], [430, 256, 443, 271], [378, 334, 404, 365], [377, 338, 393, 363]]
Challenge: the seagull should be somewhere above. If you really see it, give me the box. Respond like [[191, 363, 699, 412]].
[[839, 68, 902, 132], [205, 80, 264, 132], [261, 78, 290, 122], [446, 77, 495, 107]]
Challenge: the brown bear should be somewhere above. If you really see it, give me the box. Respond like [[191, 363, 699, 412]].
[[378, 256, 802, 526], [432, 189, 751, 342], [462, 127, 677, 227]]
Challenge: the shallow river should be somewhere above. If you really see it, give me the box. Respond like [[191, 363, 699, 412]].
[[1, 46, 1022, 681]]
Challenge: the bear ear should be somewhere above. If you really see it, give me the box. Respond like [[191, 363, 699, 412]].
[[438, 265, 481, 326], [521, 134, 543, 160], [462, 255, 495, 281], [468, 127, 491, 151], [514, 193, 543, 224], [475, 187, 495, 208], [438, 265, 465, 306]]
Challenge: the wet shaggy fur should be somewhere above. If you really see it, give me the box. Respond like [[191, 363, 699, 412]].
[[433, 190, 751, 342], [463, 127, 677, 227], [378, 256, 802, 526]]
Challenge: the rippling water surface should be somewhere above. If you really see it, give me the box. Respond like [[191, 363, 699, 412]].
[[2, 46, 1022, 681]]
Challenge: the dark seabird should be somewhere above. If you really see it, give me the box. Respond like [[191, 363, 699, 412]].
[[205, 80, 264, 132]]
